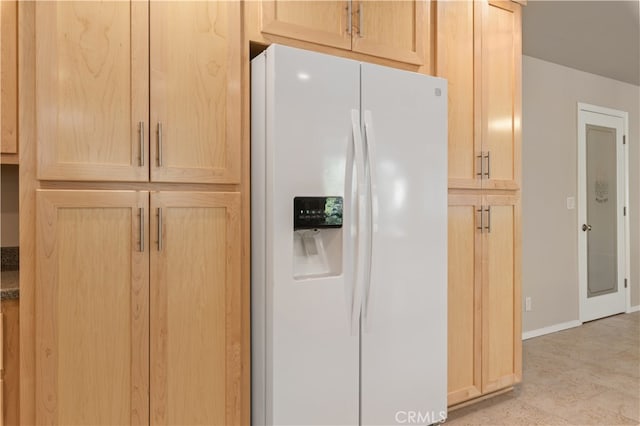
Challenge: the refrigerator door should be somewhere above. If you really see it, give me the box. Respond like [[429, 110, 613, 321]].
[[253, 45, 361, 426], [359, 63, 448, 425]]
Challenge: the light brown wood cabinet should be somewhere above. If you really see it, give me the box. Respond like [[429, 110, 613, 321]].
[[35, 1, 240, 183], [448, 193, 521, 406], [1, 298, 19, 426], [438, 0, 522, 407], [0, 0, 18, 165], [23, 1, 247, 424], [437, 0, 521, 190], [248, 0, 429, 66], [35, 190, 240, 425]]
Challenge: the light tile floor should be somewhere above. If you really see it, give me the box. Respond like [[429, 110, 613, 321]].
[[446, 312, 640, 425]]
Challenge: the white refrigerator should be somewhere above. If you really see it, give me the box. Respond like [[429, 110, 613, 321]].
[[252, 44, 447, 426]]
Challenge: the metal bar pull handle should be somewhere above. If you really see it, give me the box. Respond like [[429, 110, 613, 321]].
[[138, 122, 145, 166], [157, 208, 163, 251], [350, 109, 366, 336], [476, 152, 484, 177], [139, 207, 145, 252], [157, 122, 163, 167], [485, 206, 491, 233], [362, 111, 379, 331], [476, 207, 484, 232], [346, 1, 352, 35], [358, 2, 363, 36], [484, 151, 491, 178]]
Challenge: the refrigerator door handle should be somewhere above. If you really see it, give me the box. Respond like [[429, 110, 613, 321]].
[[362, 110, 379, 331], [349, 109, 367, 335]]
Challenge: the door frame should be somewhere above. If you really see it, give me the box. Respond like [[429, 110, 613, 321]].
[[577, 102, 630, 321]]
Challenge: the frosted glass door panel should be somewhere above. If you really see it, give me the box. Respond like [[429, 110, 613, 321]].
[[586, 124, 617, 297]]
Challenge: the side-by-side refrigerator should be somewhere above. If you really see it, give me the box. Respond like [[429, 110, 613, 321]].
[[252, 44, 447, 426]]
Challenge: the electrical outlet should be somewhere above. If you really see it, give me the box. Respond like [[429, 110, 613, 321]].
[[525, 297, 532, 312]]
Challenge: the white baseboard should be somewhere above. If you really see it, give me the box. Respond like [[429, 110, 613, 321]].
[[628, 305, 640, 313], [522, 320, 583, 340]]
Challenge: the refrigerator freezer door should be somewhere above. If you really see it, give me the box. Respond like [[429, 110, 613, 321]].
[[253, 45, 361, 426], [359, 63, 448, 425]]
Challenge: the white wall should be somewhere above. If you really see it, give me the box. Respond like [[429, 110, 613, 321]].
[[522, 56, 640, 332], [1, 165, 19, 247]]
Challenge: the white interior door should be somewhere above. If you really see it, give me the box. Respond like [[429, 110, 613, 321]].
[[578, 104, 628, 322]]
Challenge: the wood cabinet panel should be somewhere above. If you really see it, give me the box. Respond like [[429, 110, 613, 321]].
[[251, 0, 428, 67], [1, 0, 18, 158], [448, 193, 521, 406], [437, 0, 521, 190], [261, 1, 351, 50], [150, 192, 241, 425], [35, 2, 149, 181], [35, 190, 149, 425], [481, 195, 521, 393], [482, 1, 521, 190], [352, 0, 426, 65], [436, 0, 480, 188], [150, 1, 241, 183], [2, 299, 19, 426], [447, 195, 482, 406]]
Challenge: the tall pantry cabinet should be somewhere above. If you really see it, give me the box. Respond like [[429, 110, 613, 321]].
[[437, 0, 522, 407], [21, 2, 244, 424]]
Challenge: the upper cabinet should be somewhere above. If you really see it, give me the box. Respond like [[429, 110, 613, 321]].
[[436, 0, 521, 190], [35, 2, 149, 182], [251, 0, 429, 66], [35, 1, 241, 183], [1, 0, 18, 164], [482, 1, 521, 190], [150, 2, 241, 183]]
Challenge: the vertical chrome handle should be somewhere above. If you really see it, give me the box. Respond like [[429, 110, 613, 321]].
[[350, 109, 366, 336], [157, 208, 163, 251], [362, 111, 378, 331], [157, 122, 163, 167], [476, 207, 484, 232], [485, 207, 491, 233], [358, 2, 363, 36], [346, 1, 352, 35], [484, 151, 491, 178], [138, 122, 145, 166], [139, 208, 144, 252], [476, 152, 484, 177]]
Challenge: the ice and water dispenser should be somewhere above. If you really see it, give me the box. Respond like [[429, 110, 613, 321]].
[[293, 196, 343, 279]]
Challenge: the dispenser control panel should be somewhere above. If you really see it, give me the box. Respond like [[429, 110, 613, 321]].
[[294, 197, 343, 230]]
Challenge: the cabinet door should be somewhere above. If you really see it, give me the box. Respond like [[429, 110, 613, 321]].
[[35, 2, 149, 181], [481, 194, 521, 393], [150, 1, 241, 183], [436, 0, 481, 189], [2, 299, 19, 425], [481, 0, 521, 190], [150, 192, 241, 425], [261, 1, 351, 50], [1, 0, 17, 156], [447, 193, 483, 406], [35, 190, 149, 425], [352, 0, 427, 65]]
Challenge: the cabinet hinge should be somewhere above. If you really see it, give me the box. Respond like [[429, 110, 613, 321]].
[[623, 135, 626, 145], [624, 206, 627, 216], [624, 278, 628, 288]]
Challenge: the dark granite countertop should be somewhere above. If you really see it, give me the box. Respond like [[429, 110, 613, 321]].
[[1, 270, 19, 300], [1, 247, 19, 300]]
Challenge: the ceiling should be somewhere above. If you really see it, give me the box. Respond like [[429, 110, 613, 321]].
[[522, 0, 640, 86]]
